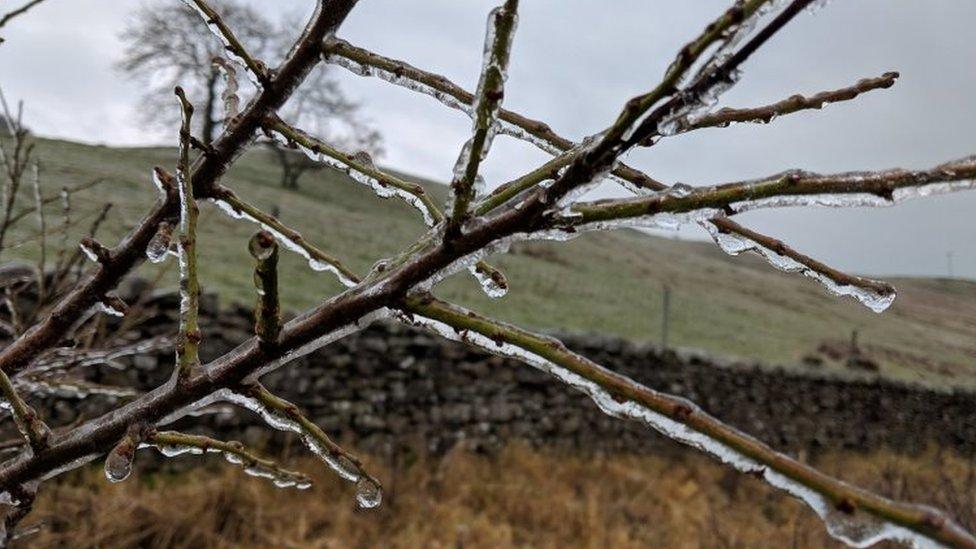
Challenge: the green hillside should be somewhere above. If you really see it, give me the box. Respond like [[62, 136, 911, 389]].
[[7, 138, 975, 388]]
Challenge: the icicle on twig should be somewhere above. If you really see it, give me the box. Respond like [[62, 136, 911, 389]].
[[223, 383, 382, 508], [144, 430, 312, 490], [703, 218, 895, 312], [104, 423, 143, 483], [212, 56, 241, 125], [445, 0, 519, 239]]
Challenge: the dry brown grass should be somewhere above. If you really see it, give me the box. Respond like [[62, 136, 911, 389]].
[[21, 443, 976, 548]]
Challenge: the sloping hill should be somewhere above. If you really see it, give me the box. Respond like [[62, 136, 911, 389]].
[[8, 138, 976, 388]]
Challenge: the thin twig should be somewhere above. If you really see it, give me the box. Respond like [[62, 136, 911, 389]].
[[235, 382, 381, 495], [0, 366, 49, 453], [0, 0, 46, 30], [145, 430, 312, 489], [182, 0, 271, 84], [684, 72, 900, 131], [446, 0, 519, 239], [174, 88, 201, 383], [261, 117, 507, 292], [249, 230, 280, 347]]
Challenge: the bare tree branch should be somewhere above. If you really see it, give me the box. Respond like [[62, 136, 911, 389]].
[[0, 0, 46, 31]]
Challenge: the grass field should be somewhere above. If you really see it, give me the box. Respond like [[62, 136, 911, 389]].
[[25, 444, 976, 548], [5, 137, 975, 388]]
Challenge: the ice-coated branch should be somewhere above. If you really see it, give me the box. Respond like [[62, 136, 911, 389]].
[[144, 430, 312, 490], [261, 117, 508, 296], [18, 377, 138, 401], [445, 0, 519, 239], [321, 30, 882, 306], [401, 293, 976, 548], [0, 366, 50, 453], [180, 0, 270, 85], [174, 88, 202, 383], [248, 230, 281, 347], [684, 72, 900, 131], [264, 116, 442, 225], [210, 186, 360, 286], [28, 336, 173, 375], [230, 383, 382, 508], [609, 0, 781, 147], [567, 155, 976, 224], [323, 5, 868, 308], [0, 0, 363, 484], [320, 38, 659, 189], [703, 217, 896, 311]]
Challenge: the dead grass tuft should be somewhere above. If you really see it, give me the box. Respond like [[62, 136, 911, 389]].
[[21, 444, 976, 548]]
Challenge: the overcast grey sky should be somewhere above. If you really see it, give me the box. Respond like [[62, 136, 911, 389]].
[[1, 1, 974, 278]]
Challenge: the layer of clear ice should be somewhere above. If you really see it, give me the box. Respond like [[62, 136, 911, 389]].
[[265, 128, 438, 228], [103, 442, 133, 483], [140, 439, 312, 490], [215, 389, 377, 504], [213, 57, 241, 123], [209, 197, 358, 287], [729, 179, 976, 214], [468, 265, 507, 298], [146, 221, 174, 264], [323, 44, 473, 116], [701, 220, 895, 312]]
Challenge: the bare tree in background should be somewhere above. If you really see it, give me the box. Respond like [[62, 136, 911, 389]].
[[0, 1, 975, 547], [119, 1, 381, 189]]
